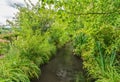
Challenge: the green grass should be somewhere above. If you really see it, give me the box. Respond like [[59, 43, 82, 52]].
[[0, 47, 40, 82]]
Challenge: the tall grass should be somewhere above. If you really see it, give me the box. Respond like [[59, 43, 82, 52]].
[[0, 47, 40, 82]]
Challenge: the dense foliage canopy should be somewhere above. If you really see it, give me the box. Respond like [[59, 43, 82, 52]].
[[0, 0, 120, 82]]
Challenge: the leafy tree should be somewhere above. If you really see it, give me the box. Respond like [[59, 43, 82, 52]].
[[0, 0, 120, 82]]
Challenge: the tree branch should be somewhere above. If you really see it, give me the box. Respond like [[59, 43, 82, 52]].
[[67, 12, 120, 15]]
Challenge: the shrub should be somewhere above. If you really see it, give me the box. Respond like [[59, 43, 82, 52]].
[[73, 26, 120, 82], [0, 47, 40, 82], [0, 41, 10, 55]]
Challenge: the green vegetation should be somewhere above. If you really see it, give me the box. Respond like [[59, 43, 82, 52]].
[[0, 0, 120, 82]]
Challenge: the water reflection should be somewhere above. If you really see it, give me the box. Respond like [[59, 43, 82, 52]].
[[31, 43, 85, 82]]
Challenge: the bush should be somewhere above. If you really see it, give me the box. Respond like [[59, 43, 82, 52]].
[[73, 26, 120, 82], [0, 41, 10, 55], [0, 1, 70, 81], [0, 47, 40, 82], [13, 33, 56, 65]]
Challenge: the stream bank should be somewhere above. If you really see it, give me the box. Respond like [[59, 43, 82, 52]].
[[31, 43, 88, 82]]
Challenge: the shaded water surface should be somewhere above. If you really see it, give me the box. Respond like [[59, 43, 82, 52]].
[[31, 43, 85, 82]]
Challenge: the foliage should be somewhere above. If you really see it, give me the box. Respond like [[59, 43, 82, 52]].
[[13, 33, 56, 65], [0, 0, 120, 82], [0, 41, 10, 55], [0, 0, 70, 82], [45, 0, 120, 81], [68, 0, 120, 81], [0, 47, 39, 82], [73, 26, 120, 81], [15, 1, 70, 48]]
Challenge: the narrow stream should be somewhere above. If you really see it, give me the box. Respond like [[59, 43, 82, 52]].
[[31, 43, 86, 82]]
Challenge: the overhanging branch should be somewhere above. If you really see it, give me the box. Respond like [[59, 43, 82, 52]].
[[67, 12, 120, 15]]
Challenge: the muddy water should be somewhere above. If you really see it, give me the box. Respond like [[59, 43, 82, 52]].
[[31, 43, 85, 82]]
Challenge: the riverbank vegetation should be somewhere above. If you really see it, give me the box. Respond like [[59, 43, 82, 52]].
[[0, 0, 120, 82]]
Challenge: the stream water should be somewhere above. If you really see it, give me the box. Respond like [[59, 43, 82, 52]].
[[31, 43, 86, 82]]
